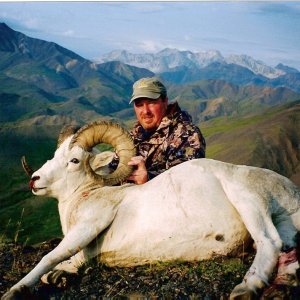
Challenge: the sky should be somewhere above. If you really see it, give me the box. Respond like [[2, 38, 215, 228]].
[[1, 1, 300, 70]]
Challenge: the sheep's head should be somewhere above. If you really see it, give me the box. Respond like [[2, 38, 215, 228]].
[[22, 121, 136, 199]]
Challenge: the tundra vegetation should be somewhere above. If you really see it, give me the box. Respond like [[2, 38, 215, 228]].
[[1, 120, 300, 299]]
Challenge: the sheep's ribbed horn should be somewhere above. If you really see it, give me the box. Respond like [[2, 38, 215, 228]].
[[70, 121, 136, 186], [57, 125, 80, 149], [21, 156, 34, 177]]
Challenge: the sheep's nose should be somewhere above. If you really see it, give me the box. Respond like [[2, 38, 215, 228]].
[[29, 176, 40, 189]]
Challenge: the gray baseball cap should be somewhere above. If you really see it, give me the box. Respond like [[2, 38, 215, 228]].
[[130, 77, 167, 104]]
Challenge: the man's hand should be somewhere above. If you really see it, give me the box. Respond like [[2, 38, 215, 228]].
[[127, 156, 148, 184]]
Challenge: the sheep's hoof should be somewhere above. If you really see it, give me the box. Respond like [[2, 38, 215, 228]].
[[41, 270, 77, 288], [260, 284, 291, 299], [1, 285, 32, 300], [230, 283, 256, 300]]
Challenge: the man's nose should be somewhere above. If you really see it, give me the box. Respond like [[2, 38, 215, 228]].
[[142, 103, 150, 113]]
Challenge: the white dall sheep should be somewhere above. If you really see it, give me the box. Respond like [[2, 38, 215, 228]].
[[3, 121, 300, 300]]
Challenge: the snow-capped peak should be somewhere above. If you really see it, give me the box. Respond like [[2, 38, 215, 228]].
[[226, 54, 285, 78], [96, 48, 287, 78]]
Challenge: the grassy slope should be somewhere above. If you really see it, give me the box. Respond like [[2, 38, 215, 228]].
[[0, 125, 62, 244], [201, 101, 300, 190]]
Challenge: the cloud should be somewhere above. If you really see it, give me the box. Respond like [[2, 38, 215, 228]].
[[62, 30, 75, 37], [131, 3, 166, 14], [184, 35, 191, 42], [253, 2, 300, 17], [0, 9, 43, 35], [22, 18, 40, 30], [138, 40, 164, 52]]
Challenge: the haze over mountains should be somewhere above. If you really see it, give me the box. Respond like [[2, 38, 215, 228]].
[[99, 48, 286, 78], [0, 22, 300, 243], [98, 49, 300, 93]]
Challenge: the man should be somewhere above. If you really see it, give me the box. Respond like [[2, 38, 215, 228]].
[[127, 77, 206, 184]]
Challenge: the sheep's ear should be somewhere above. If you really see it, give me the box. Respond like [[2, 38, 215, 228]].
[[90, 151, 115, 170]]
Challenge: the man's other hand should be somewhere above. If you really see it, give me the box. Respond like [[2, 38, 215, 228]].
[[127, 156, 148, 184]]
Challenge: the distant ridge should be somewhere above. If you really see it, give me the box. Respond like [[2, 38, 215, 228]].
[[98, 48, 300, 93], [97, 48, 297, 79]]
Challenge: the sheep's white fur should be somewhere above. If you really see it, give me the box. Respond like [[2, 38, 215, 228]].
[[4, 134, 300, 299]]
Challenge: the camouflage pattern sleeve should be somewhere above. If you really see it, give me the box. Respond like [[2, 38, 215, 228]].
[[145, 123, 205, 180], [165, 123, 206, 170]]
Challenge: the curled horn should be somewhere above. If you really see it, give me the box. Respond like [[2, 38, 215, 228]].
[[70, 121, 136, 186], [21, 156, 34, 177]]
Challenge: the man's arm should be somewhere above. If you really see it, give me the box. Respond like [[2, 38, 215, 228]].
[[127, 124, 206, 185], [166, 127, 206, 169]]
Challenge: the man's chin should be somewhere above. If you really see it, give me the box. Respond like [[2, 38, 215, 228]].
[[142, 123, 156, 131], [141, 120, 155, 130]]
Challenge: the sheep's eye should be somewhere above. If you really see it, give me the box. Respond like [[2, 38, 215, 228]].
[[70, 158, 80, 164]]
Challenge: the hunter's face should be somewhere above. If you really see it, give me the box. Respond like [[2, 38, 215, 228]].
[[134, 97, 168, 132]]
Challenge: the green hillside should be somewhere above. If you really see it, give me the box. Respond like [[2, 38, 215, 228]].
[[170, 80, 300, 122], [201, 100, 300, 184]]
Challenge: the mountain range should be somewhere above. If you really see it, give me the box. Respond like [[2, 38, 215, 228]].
[[1, 22, 300, 125], [98, 48, 285, 78], [1, 21, 300, 152], [98, 48, 300, 93]]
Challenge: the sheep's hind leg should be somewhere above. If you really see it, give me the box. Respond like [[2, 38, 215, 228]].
[[260, 207, 300, 299], [260, 234, 300, 299], [228, 195, 282, 299], [274, 211, 300, 284]]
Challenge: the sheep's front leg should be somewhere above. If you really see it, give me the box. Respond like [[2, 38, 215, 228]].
[[41, 224, 107, 287], [40, 249, 86, 287], [2, 218, 112, 299]]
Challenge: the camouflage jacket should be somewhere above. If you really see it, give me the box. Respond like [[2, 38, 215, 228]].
[[131, 102, 206, 180]]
